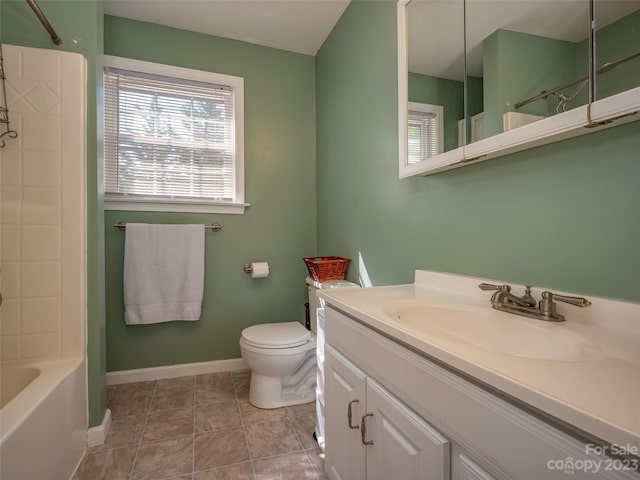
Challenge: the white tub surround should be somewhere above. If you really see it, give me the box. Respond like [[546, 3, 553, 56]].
[[0, 44, 86, 363], [319, 270, 640, 478], [0, 44, 87, 480]]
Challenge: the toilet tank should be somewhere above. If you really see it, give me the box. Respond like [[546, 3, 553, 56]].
[[306, 277, 360, 333]]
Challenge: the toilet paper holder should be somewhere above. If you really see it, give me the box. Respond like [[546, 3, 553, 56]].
[[243, 262, 270, 277]]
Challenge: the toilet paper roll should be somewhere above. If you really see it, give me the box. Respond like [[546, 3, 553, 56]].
[[250, 262, 270, 278]]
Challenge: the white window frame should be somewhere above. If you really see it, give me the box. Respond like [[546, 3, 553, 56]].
[[103, 55, 247, 214], [407, 101, 444, 164]]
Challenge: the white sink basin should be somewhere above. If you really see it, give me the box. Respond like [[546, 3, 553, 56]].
[[382, 300, 603, 361]]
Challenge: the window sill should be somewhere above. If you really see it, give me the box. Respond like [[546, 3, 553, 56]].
[[104, 197, 249, 214]]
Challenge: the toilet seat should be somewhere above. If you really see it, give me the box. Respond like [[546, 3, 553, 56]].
[[241, 322, 311, 349]]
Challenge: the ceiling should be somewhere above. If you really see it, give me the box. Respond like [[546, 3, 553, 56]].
[[103, 0, 638, 78], [103, 0, 350, 56]]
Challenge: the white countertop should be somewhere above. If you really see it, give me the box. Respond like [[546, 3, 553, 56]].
[[319, 270, 640, 452]]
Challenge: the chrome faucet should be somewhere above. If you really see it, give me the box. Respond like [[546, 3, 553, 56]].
[[479, 283, 591, 322]]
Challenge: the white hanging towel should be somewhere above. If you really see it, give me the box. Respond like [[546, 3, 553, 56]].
[[124, 223, 205, 325]]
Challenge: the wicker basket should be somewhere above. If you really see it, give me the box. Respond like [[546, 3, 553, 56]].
[[304, 256, 351, 282]]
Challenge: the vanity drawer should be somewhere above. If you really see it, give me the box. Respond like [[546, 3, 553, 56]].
[[325, 306, 638, 480]]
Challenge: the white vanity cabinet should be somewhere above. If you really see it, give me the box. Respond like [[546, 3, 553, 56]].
[[324, 344, 450, 480], [324, 344, 367, 479], [323, 305, 639, 480], [454, 453, 498, 480]]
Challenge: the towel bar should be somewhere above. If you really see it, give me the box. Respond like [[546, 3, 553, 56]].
[[114, 221, 222, 232]]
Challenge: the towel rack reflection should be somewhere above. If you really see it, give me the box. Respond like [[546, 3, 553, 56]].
[[113, 221, 222, 232]]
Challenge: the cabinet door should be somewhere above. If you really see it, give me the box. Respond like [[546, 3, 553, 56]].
[[454, 454, 497, 480], [325, 345, 367, 480], [365, 378, 450, 480]]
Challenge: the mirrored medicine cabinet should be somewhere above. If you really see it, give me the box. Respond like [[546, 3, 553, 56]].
[[398, 0, 640, 178]]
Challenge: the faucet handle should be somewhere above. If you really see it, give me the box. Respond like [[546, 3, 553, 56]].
[[541, 291, 592, 308], [478, 283, 511, 292]]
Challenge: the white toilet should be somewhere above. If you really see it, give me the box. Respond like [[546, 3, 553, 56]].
[[239, 276, 359, 410], [240, 321, 317, 409]]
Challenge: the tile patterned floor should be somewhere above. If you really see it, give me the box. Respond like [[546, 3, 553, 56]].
[[73, 371, 328, 480]]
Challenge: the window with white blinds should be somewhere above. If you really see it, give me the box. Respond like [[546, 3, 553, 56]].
[[103, 56, 245, 213], [407, 102, 444, 165]]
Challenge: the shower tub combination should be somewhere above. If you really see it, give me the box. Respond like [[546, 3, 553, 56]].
[[0, 44, 88, 480], [0, 358, 87, 480]]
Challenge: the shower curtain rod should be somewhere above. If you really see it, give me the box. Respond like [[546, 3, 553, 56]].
[[514, 50, 640, 110], [26, 0, 62, 45]]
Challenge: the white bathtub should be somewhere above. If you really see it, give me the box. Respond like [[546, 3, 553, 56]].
[[0, 357, 87, 480]]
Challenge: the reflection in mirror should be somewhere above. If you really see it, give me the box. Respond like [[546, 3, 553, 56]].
[[466, 0, 591, 141], [399, 0, 640, 178], [408, 102, 444, 162], [594, 1, 640, 101], [407, 0, 464, 159]]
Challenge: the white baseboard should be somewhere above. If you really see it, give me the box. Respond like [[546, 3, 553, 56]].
[[87, 408, 112, 447], [106, 357, 248, 385]]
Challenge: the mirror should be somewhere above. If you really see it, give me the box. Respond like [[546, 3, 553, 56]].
[[593, 1, 640, 101], [465, 0, 591, 142], [406, 0, 464, 158], [398, 0, 640, 178]]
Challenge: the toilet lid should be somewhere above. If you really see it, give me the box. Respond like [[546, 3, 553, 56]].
[[241, 322, 311, 348]]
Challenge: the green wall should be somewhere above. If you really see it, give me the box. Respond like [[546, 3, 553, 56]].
[[407, 72, 482, 148], [408, 72, 463, 152], [483, 29, 578, 137], [1, 0, 106, 427], [466, 75, 484, 142], [480, 8, 640, 138], [594, 9, 640, 99], [103, 16, 316, 371], [316, 1, 640, 303]]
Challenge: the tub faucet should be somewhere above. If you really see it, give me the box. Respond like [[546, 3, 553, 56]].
[[478, 283, 591, 322]]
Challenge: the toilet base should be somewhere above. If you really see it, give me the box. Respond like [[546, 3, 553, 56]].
[[248, 372, 316, 409]]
